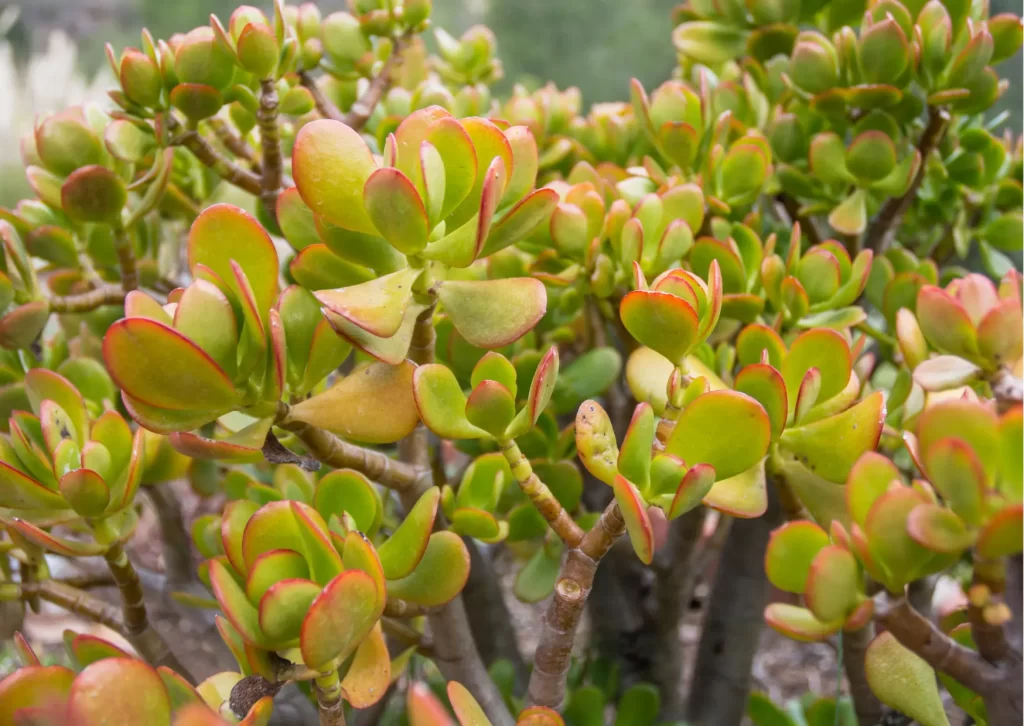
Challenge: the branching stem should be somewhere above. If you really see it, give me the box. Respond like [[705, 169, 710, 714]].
[[499, 439, 584, 547]]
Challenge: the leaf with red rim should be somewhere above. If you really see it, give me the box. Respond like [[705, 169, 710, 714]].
[[916, 285, 979, 359], [377, 488, 440, 580], [765, 520, 830, 593], [805, 545, 859, 623], [865, 488, 932, 590], [289, 244, 374, 292], [618, 403, 655, 490], [907, 504, 974, 554], [465, 380, 516, 438], [301, 569, 378, 671], [314, 470, 382, 537], [407, 681, 456, 726], [916, 400, 999, 486], [764, 603, 842, 641], [976, 504, 1023, 558], [437, 278, 546, 350], [781, 328, 851, 416], [315, 267, 420, 339], [245, 549, 310, 603], [386, 531, 470, 606], [481, 188, 559, 257], [0, 665, 75, 724], [702, 458, 768, 518], [448, 681, 491, 726], [666, 390, 770, 480], [10, 518, 106, 556], [922, 438, 985, 526], [665, 463, 716, 519], [258, 578, 321, 642], [341, 623, 390, 708], [612, 474, 654, 564], [104, 318, 238, 412], [847, 451, 901, 529], [734, 363, 788, 439], [620, 290, 699, 365], [292, 119, 378, 235], [364, 167, 429, 255], [780, 392, 885, 483], [412, 364, 488, 440]]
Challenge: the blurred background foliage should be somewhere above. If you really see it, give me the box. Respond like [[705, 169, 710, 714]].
[[0, 0, 1020, 209]]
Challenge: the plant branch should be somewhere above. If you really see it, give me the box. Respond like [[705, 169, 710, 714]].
[[777, 194, 823, 247], [313, 669, 346, 726], [112, 226, 138, 293], [275, 404, 431, 492], [257, 79, 283, 224], [527, 500, 626, 710], [862, 106, 950, 254], [298, 70, 345, 123], [208, 116, 258, 166], [145, 484, 195, 586], [382, 617, 433, 654], [842, 623, 885, 726], [383, 597, 433, 618], [48, 284, 126, 313], [341, 38, 407, 132], [876, 596, 999, 695], [18, 580, 124, 632], [168, 117, 262, 196], [499, 439, 584, 547], [103, 543, 193, 681]]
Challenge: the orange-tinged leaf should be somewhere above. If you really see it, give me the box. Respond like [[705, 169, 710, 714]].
[[341, 530, 387, 614], [104, 318, 238, 412], [209, 558, 270, 647], [765, 520, 829, 593], [516, 707, 564, 726], [976, 503, 1023, 558], [258, 578, 321, 642], [702, 458, 767, 518], [666, 390, 770, 480], [465, 380, 516, 437], [781, 328, 852, 416], [917, 399, 999, 486], [10, 518, 107, 556], [620, 290, 699, 366], [922, 438, 985, 526], [24, 370, 88, 449], [413, 364, 488, 440], [481, 188, 559, 257], [448, 681, 491, 726], [906, 504, 974, 553], [293, 119, 377, 235], [187, 204, 279, 319], [612, 474, 654, 564], [341, 623, 390, 708], [314, 267, 420, 339], [377, 488, 439, 580], [0, 666, 75, 724], [846, 451, 901, 529], [437, 278, 547, 349], [245, 549, 310, 603], [68, 658, 172, 726], [287, 361, 419, 444], [734, 363, 788, 440], [0, 461, 66, 510], [665, 463, 716, 519], [916, 285, 979, 359], [386, 531, 470, 606], [805, 545, 859, 622], [301, 569, 378, 671], [407, 681, 456, 726]]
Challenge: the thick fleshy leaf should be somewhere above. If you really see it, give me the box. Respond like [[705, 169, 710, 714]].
[[612, 474, 654, 564], [847, 451, 901, 528], [922, 438, 985, 526], [465, 381, 516, 438], [59, 469, 109, 517], [277, 187, 320, 251], [24, 370, 88, 449], [779, 392, 885, 483], [245, 549, 310, 603], [437, 278, 546, 349], [341, 531, 387, 611], [0, 665, 75, 723], [341, 623, 390, 708], [61, 166, 127, 224], [828, 189, 867, 236], [865, 488, 932, 590], [293, 119, 377, 235], [620, 290, 699, 365], [906, 504, 974, 553], [865, 632, 950, 726], [407, 681, 456, 726], [917, 400, 999, 486], [448, 682, 491, 726], [913, 355, 981, 391], [976, 504, 1023, 558], [326, 300, 426, 365], [386, 531, 470, 606], [10, 518, 107, 556], [702, 458, 767, 518], [378, 488, 440, 580], [916, 286, 978, 358], [364, 168, 429, 255], [765, 520, 829, 593], [665, 463, 716, 519], [315, 267, 420, 339], [286, 361, 419, 444], [666, 390, 770, 480], [243, 501, 343, 586], [69, 634, 132, 667], [481, 188, 559, 257], [734, 364, 788, 440], [781, 329, 851, 416], [977, 298, 1023, 366], [209, 557, 269, 646], [314, 470, 381, 536], [259, 578, 321, 642], [104, 318, 238, 412], [998, 407, 1023, 501], [805, 545, 859, 622], [0, 461, 66, 509], [289, 245, 374, 292], [301, 569, 378, 670], [618, 403, 655, 490], [736, 324, 787, 368], [517, 706, 564, 726], [574, 400, 618, 485], [187, 204, 279, 319], [764, 603, 841, 641], [68, 658, 171, 726], [413, 364, 488, 440]]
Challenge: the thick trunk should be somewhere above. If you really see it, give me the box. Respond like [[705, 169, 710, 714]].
[[842, 624, 885, 726], [684, 495, 781, 726]]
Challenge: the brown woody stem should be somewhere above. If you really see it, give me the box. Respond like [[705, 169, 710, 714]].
[[208, 116, 258, 165], [257, 79, 283, 224], [18, 580, 123, 632], [313, 670, 346, 726], [397, 303, 513, 726], [499, 439, 584, 547], [103, 543, 192, 680], [777, 194, 822, 247], [527, 500, 626, 709], [383, 597, 433, 618], [170, 120, 262, 196], [382, 617, 433, 653], [49, 284, 126, 313], [842, 623, 885, 726], [113, 226, 138, 293], [298, 70, 345, 123], [341, 38, 406, 132], [276, 404, 431, 492], [146, 484, 195, 586], [876, 596, 998, 695], [863, 106, 950, 254]]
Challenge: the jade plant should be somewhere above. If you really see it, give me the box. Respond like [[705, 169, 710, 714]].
[[0, 1, 1022, 725]]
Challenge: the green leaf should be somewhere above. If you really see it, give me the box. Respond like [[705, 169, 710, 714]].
[[67, 658, 171, 726], [364, 167, 430, 255], [703, 457, 768, 517], [413, 364, 488, 439], [60, 166, 126, 224], [574, 400, 618, 486], [314, 470, 382, 537], [764, 603, 842, 641], [386, 531, 470, 606], [780, 392, 885, 483], [618, 403, 655, 490], [293, 119, 377, 235], [301, 569, 378, 670], [437, 278, 547, 349], [315, 267, 420, 338], [805, 545, 859, 622], [612, 474, 654, 564], [865, 632, 950, 726], [245, 549, 310, 603], [466, 380, 517, 438], [620, 290, 699, 366], [765, 520, 829, 593], [666, 390, 771, 480], [847, 451, 901, 529], [828, 189, 867, 236], [377, 488, 439, 579], [289, 244, 374, 292], [907, 504, 974, 553], [259, 578, 321, 642], [734, 363, 788, 440], [976, 504, 1023, 558]]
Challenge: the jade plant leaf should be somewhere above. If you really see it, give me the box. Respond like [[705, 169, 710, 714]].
[[620, 290, 699, 365], [386, 531, 470, 606], [666, 390, 771, 480], [764, 603, 842, 642], [575, 400, 619, 486], [448, 681, 491, 726], [612, 474, 654, 564], [804, 545, 859, 622], [413, 364, 489, 439], [765, 521, 830, 594], [68, 659, 171, 726], [865, 632, 950, 726], [437, 278, 547, 349], [301, 569, 379, 671], [780, 392, 885, 483], [341, 623, 390, 708]]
